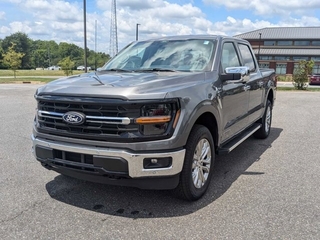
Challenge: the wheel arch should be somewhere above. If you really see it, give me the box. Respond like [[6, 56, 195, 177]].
[[267, 88, 275, 106], [181, 102, 221, 150]]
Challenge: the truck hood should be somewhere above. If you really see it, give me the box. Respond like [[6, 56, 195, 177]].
[[36, 71, 205, 100]]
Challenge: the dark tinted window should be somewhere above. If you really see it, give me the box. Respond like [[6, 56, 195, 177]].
[[275, 56, 291, 60], [264, 41, 276, 46], [293, 56, 309, 61], [238, 44, 255, 71], [260, 56, 273, 60], [294, 41, 310, 46], [277, 41, 293, 46], [312, 41, 320, 46]]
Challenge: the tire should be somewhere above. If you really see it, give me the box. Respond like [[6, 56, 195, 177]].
[[254, 99, 272, 139], [174, 124, 215, 201]]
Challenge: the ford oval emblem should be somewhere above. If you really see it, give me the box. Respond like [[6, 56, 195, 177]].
[[62, 111, 86, 125]]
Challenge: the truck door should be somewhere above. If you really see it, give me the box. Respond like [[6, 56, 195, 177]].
[[237, 43, 264, 124], [220, 42, 249, 142]]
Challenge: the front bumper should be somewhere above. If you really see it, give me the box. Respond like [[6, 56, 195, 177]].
[[32, 135, 186, 189]]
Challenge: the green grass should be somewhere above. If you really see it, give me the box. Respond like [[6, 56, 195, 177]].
[[0, 69, 84, 77], [0, 77, 57, 84], [277, 86, 320, 91]]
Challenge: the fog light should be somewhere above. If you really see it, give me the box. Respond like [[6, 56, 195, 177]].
[[143, 157, 172, 169]]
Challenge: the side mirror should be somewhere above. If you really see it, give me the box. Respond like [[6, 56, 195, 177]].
[[221, 66, 250, 83]]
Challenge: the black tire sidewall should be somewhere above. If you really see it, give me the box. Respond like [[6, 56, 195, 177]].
[[178, 124, 215, 201], [255, 99, 272, 139]]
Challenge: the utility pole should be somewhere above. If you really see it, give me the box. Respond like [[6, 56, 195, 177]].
[[83, 0, 88, 72], [109, 0, 118, 57], [136, 23, 140, 41], [95, 20, 97, 70], [258, 32, 262, 65], [47, 45, 51, 67]]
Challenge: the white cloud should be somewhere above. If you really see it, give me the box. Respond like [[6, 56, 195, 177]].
[[203, 0, 320, 16], [0, 26, 11, 35], [1, 0, 320, 55], [9, 21, 32, 33], [0, 11, 5, 20]]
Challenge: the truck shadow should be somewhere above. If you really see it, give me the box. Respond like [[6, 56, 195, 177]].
[[46, 127, 282, 219]]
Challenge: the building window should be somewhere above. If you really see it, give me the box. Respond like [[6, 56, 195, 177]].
[[274, 56, 290, 60], [276, 63, 287, 74], [259, 63, 270, 68], [311, 57, 320, 62], [293, 56, 309, 61], [293, 63, 300, 74], [260, 56, 273, 60], [277, 41, 293, 46], [312, 41, 320, 46], [294, 41, 310, 46], [313, 65, 320, 74], [264, 41, 276, 46]]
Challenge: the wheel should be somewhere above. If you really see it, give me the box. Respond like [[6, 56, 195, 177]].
[[254, 99, 272, 139], [175, 124, 215, 201]]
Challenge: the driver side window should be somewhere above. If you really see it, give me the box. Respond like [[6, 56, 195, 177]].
[[221, 42, 241, 72]]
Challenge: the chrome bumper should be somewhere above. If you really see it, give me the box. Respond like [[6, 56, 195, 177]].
[[31, 135, 186, 178]]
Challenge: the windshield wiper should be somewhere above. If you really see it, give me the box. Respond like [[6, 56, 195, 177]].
[[105, 68, 131, 72], [90, 72, 104, 85], [138, 68, 177, 72]]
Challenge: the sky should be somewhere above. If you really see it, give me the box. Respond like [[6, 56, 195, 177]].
[[1, 0, 320, 54]]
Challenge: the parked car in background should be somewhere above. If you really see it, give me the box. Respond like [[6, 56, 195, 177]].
[[309, 74, 320, 85], [47, 66, 61, 70], [77, 66, 91, 71], [97, 63, 107, 71]]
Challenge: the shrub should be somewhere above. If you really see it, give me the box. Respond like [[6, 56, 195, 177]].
[[58, 57, 75, 76], [292, 60, 314, 90]]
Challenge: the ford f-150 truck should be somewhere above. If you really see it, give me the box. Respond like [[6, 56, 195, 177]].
[[32, 35, 276, 201]]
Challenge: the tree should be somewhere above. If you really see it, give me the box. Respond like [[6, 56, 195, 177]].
[[0, 39, 4, 69], [0, 32, 111, 70], [292, 60, 314, 90], [87, 50, 111, 69], [3, 43, 25, 78], [58, 57, 75, 76], [2, 32, 32, 69]]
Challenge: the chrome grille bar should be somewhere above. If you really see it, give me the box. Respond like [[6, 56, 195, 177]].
[[38, 110, 131, 125]]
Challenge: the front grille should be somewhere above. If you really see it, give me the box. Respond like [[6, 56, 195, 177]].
[[36, 96, 142, 141]]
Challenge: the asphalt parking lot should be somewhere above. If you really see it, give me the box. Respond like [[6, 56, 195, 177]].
[[0, 84, 319, 240]]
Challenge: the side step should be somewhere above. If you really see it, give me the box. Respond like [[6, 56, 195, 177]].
[[217, 123, 262, 155]]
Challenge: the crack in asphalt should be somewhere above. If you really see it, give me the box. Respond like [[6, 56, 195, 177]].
[[0, 198, 48, 224]]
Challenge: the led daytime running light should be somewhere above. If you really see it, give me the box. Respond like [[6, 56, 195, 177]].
[[136, 116, 171, 124]]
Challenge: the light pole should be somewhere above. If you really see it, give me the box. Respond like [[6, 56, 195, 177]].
[[95, 20, 97, 70], [83, 0, 88, 73], [258, 32, 262, 65], [136, 23, 140, 41]]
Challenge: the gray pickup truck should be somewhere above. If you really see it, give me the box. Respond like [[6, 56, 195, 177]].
[[32, 35, 276, 201]]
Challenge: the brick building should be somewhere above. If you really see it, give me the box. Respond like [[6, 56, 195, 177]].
[[234, 27, 320, 75]]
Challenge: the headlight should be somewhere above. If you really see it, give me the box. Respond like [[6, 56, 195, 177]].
[[136, 102, 180, 136], [34, 107, 39, 127]]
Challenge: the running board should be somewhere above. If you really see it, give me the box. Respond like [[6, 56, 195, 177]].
[[217, 123, 262, 155]]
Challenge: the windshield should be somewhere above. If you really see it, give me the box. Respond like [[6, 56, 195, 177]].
[[103, 39, 216, 72]]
